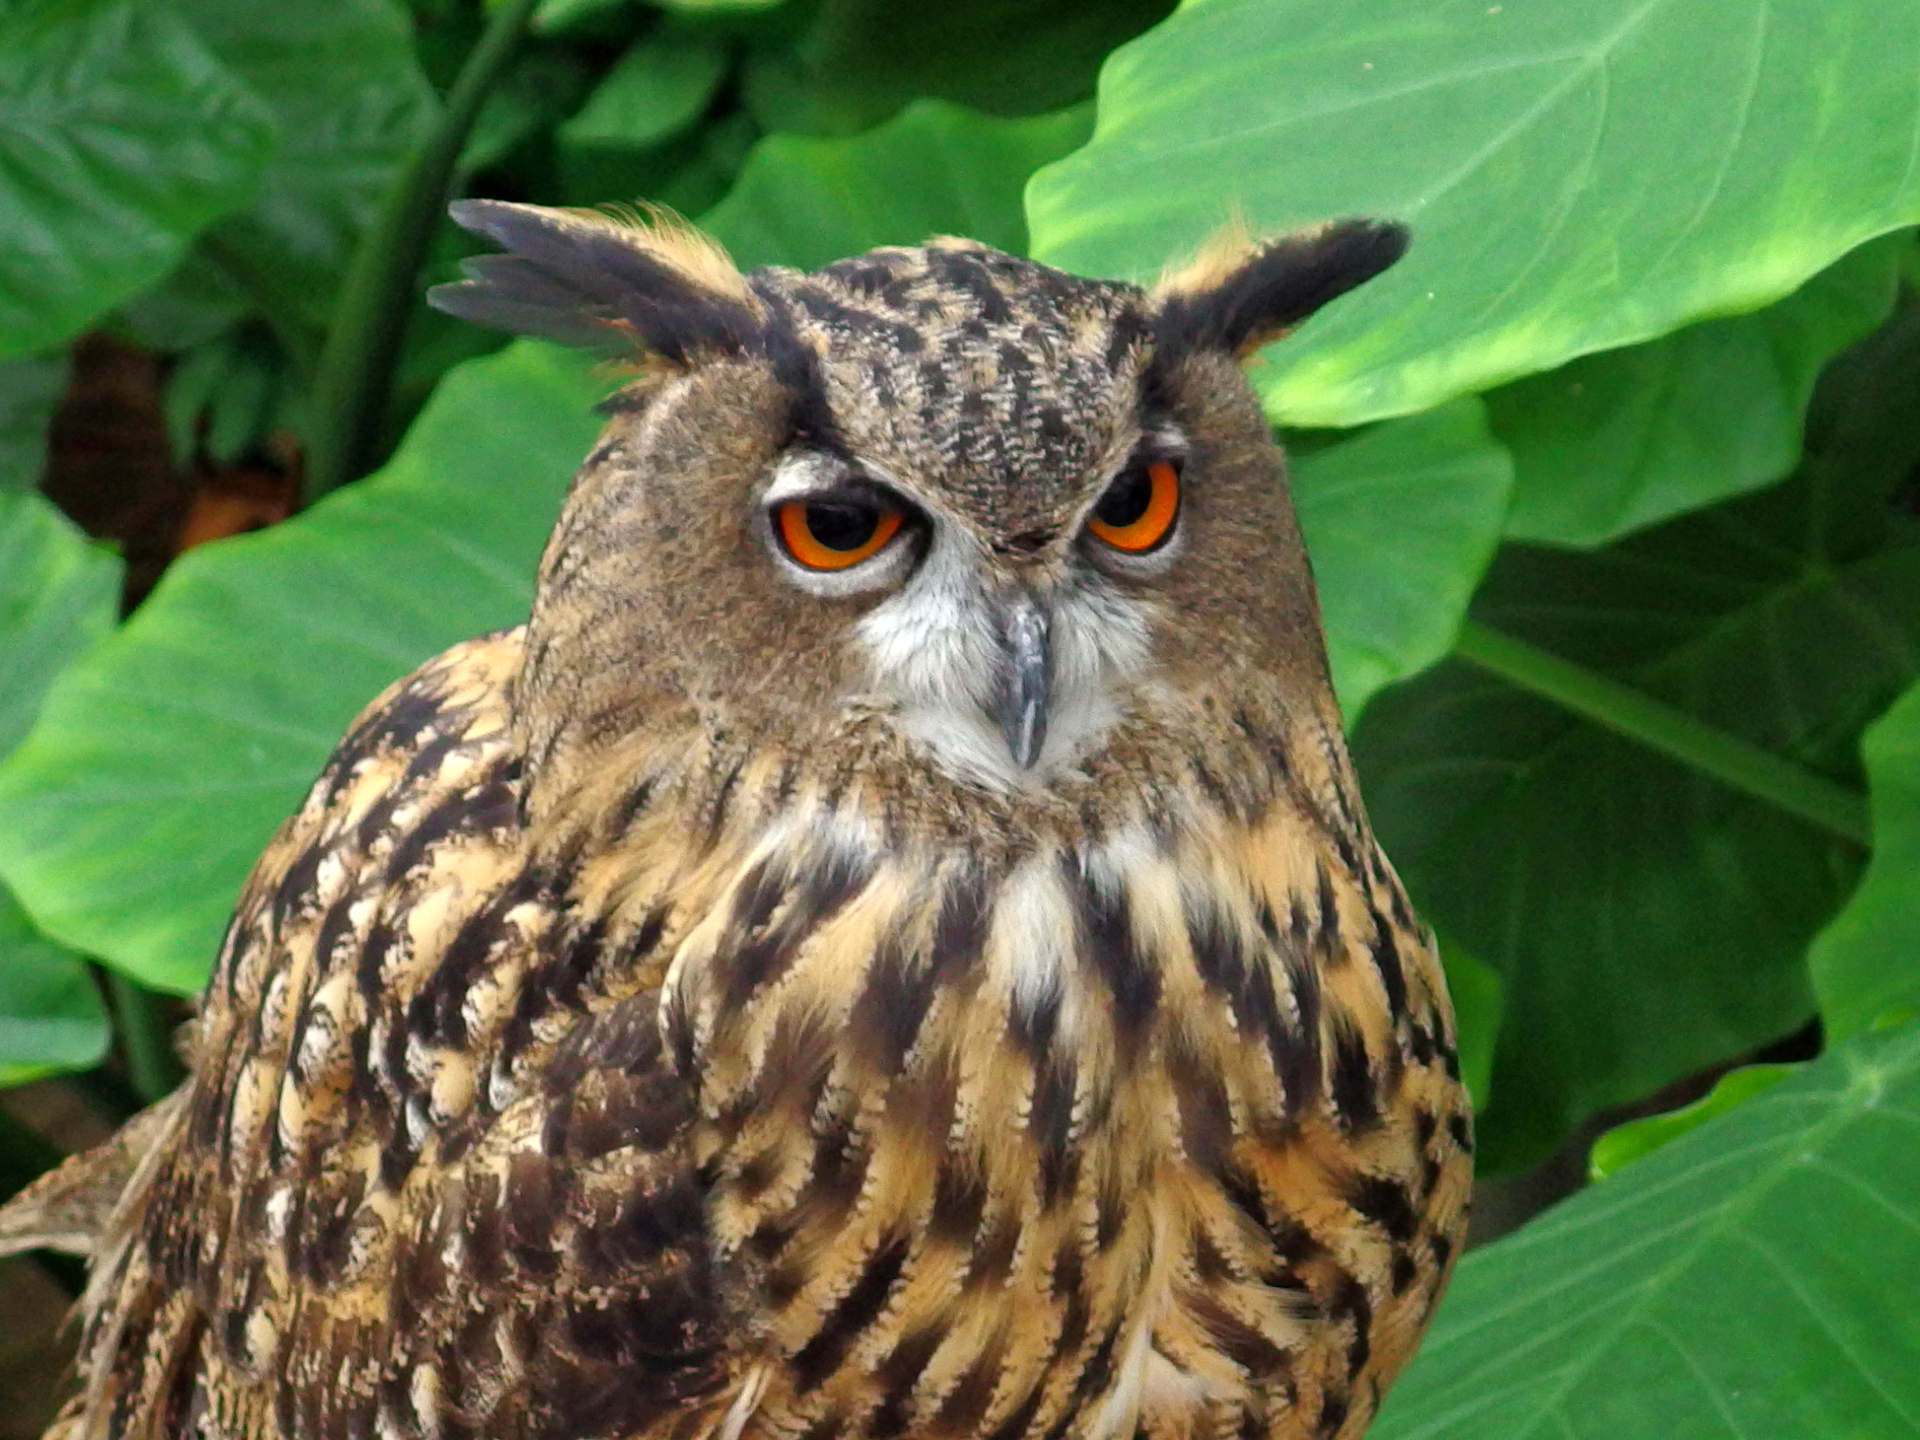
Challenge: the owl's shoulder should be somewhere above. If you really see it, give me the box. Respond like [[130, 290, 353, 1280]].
[[79, 628, 744, 1437]]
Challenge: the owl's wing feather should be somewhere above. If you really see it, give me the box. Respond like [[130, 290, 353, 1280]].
[[70, 630, 745, 1440], [0, 1095, 182, 1260]]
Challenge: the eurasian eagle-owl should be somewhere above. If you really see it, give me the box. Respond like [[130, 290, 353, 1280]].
[[1, 201, 1470, 1440]]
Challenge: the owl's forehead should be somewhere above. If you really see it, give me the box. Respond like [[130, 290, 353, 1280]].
[[752, 242, 1153, 533]]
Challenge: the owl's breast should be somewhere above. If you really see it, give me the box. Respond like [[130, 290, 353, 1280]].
[[670, 802, 1471, 1440]]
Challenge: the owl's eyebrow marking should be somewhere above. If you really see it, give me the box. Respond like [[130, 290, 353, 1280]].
[[751, 285, 849, 456]]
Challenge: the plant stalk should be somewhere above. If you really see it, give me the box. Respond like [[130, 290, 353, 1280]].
[[108, 971, 185, 1105], [1454, 619, 1872, 847], [304, 0, 540, 500]]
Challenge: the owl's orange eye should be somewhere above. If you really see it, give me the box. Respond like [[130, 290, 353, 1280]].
[[776, 497, 904, 571], [1087, 460, 1180, 553]]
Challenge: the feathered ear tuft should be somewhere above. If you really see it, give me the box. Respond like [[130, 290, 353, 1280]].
[[428, 200, 765, 366], [1152, 218, 1409, 359]]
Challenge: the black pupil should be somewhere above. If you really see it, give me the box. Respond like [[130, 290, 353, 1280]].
[[806, 500, 879, 551], [1095, 468, 1154, 529]]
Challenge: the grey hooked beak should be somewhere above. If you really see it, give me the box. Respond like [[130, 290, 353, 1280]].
[[992, 592, 1052, 769]]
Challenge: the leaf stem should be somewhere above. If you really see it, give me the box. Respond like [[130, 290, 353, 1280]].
[[1454, 619, 1871, 846], [107, 971, 184, 1105], [304, 0, 540, 500]]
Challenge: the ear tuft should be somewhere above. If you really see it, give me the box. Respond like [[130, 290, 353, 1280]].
[[1152, 218, 1409, 359], [428, 200, 764, 366]]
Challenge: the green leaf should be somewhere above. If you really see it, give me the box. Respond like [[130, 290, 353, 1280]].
[[1587, 1062, 1798, 1181], [1436, 935, 1501, 1114], [1494, 233, 1905, 547], [657, 0, 784, 12], [532, 0, 637, 34], [755, 0, 1174, 132], [0, 0, 276, 359], [462, 48, 593, 177], [0, 490, 120, 760], [1373, 1021, 1920, 1440], [1288, 400, 1513, 720], [1354, 404, 1920, 1169], [0, 353, 66, 491], [0, 887, 108, 1089], [704, 99, 1093, 270], [0, 342, 605, 993], [164, 324, 301, 467], [111, 247, 250, 354], [0, 489, 117, 1084], [1027, 0, 1920, 426], [558, 34, 729, 149], [1809, 677, 1920, 1043], [177, 0, 441, 334]]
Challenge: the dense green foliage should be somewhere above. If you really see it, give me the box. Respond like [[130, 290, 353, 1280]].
[[0, 0, 1915, 1432]]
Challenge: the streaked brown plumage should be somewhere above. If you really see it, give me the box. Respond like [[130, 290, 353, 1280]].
[[0, 203, 1470, 1440]]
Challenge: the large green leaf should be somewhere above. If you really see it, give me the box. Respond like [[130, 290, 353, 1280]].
[[0, 490, 117, 1082], [1288, 401, 1512, 720], [558, 33, 729, 149], [704, 100, 1093, 269], [739, 0, 1172, 137], [0, 342, 604, 993], [0, 0, 275, 359], [1373, 1020, 1920, 1440], [0, 491, 119, 760], [1027, 0, 1920, 426], [0, 354, 65, 491], [553, 34, 740, 217], [1355, 453, 1920, 1172], [0, 887, 108, 1089], [179, 0, 440, 334], [1493, 234, 1904, 548], [1809, 678, 1920, 1042]]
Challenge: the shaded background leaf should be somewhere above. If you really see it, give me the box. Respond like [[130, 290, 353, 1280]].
[[739, 0, 1172, 137], [0, 356, 66, 492], [0, 0, 275, 359], [1493, 233, 1906, 547], [704, 100, 1093, 269], [1354, 318, 1920, 1167], [175, 0, 441, 338], [1028, 0, 1920, 426], [1288, 400, 1513, 720], [558, 31, 728, 150], [1437, 937, 1502, 1113]]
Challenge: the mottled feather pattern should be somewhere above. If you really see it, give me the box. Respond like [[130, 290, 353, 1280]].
[[66, 626, 1465, 1440], [22, 213, 1468, 1440], [74, 637, 738, 1440]]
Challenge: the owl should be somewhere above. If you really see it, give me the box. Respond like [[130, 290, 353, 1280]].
[[0, 201, 1471, 1440]]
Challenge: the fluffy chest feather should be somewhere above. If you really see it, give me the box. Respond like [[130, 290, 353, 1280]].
[[665, 793, 1470, 1440]]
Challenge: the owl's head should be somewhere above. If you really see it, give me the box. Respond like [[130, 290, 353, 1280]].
[[431, 202, 1404, 804]]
